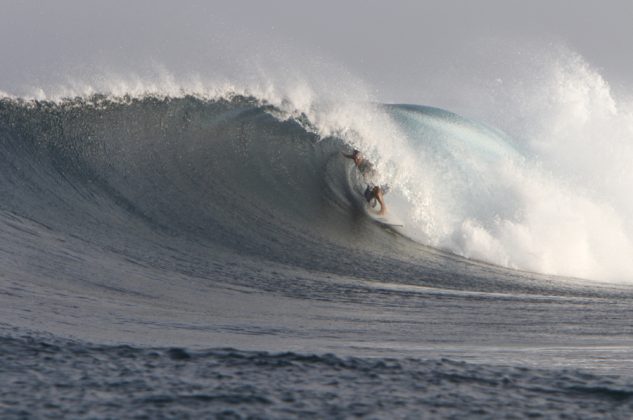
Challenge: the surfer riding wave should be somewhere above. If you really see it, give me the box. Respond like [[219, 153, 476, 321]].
[[343, 149, 389, 216]]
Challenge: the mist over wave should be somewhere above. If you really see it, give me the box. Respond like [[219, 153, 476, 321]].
[[449, 48, 633, 281]]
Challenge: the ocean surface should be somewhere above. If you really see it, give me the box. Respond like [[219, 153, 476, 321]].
[[2, 93, 633, 418]]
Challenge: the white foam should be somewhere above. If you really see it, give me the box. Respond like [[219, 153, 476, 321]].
[[393, 49, 633, 282]]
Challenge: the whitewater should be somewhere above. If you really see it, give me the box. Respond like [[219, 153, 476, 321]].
[[2, 49, 633, 418]]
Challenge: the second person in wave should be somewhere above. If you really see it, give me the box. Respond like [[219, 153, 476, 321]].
[[343, 149, 389, 216]]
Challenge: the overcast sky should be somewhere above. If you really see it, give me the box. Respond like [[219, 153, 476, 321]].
[[1, 0, 632, 103]]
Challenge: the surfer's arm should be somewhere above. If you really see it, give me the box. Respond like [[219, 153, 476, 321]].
[[342, 152, 354, 159]]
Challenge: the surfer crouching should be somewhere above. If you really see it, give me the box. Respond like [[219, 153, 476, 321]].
[[343, 149, 388, 216]]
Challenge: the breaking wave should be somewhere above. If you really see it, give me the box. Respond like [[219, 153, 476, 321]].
[[2, 54, 633, 284]]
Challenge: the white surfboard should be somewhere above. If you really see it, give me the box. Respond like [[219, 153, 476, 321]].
[[366, 208, 404, 228]]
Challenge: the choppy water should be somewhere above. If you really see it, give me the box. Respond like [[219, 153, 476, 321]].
[[4, 333, 633, 419]]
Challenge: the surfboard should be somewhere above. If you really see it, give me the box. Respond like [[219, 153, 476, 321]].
[[366, 208, 404, 227]]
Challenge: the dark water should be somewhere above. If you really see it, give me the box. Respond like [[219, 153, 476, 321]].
[[1, 96, 633, 418], [3, 333, 633, 419]]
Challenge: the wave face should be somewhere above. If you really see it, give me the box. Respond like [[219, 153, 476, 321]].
[[0, 95, 426, 284], [1, 90, 633, 285]]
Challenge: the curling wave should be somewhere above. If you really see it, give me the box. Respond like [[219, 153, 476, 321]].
[[1, 83, 632, 284]]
